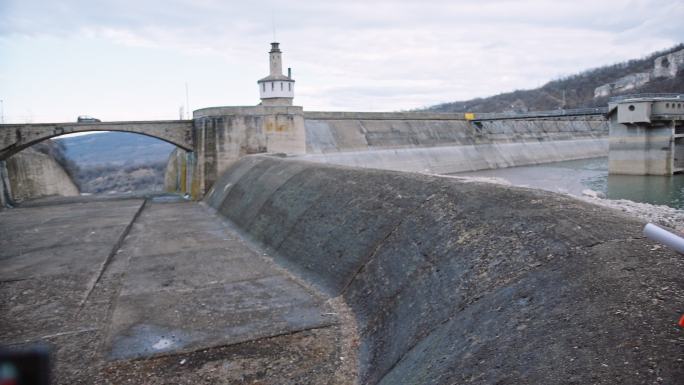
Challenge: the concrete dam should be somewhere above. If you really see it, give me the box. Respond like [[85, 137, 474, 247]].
[[3, 107, 682, 384], [299, 111, 607, 174], [2, 154, 682, 383], [1, 41, 682, 383]]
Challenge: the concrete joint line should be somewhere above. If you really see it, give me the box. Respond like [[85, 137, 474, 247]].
[[10, 328, 101, 345], [245, 166, 327, 253], [243, 165, 312, 232], [77, 199, 148, 312], [338, 193, 437, 297]]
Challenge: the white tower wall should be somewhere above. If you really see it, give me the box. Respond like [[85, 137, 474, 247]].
[[259, 80, 295, 99]]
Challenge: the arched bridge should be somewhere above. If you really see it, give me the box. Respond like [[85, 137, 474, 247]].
[[0, 120, 194, 160]]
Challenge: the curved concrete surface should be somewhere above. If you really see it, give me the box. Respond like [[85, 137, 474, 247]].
[[206, 155, 684, 385], [302, 115, 608, 174], [297, 138, 607, 174]]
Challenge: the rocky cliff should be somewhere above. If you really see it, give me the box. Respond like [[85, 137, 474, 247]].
[[594, 48, 684, 98]]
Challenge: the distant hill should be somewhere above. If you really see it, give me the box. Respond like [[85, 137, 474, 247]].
[[425, 44, 684, 113], [52, 132, 175, 194], [56, 131, 174, 166]]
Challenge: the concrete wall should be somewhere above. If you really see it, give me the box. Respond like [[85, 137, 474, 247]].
[[608, 120, 675, 175], [608, 100, 684, 175], [164, 147, 197, 195], [301, 113, 608, 173], [0, 160, 11, 207], [206, 155, 683, 385], [192, 105, 306, 196], [164, 148, 185, 193], [5, 147, 79, 202], [191, 109, 607, 196]]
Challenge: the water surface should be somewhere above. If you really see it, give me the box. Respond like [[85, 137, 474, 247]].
[[452, 157, 684, 209]]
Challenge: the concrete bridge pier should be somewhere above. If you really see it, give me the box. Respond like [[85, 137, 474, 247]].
[[0, 160, 13, 207]]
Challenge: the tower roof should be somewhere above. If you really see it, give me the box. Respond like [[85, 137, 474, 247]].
[[257, 74, 294, 83]]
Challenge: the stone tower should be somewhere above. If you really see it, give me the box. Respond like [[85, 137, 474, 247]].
[[257, 42, 295, 106]]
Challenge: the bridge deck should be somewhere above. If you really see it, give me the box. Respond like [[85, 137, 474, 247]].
[[0, 197, 354, 384]]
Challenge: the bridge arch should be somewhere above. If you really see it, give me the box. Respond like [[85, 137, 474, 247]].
[[0, 120, 194, 160]]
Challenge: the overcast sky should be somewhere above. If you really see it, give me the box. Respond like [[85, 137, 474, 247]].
[[1, 0, 682, 123]]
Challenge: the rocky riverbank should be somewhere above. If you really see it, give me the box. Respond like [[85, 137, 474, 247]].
[[445, 174, 684, 233]]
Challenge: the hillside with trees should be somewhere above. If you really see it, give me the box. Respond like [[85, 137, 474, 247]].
[[425, 44, 684, 113], [52, 132, 174, 194]]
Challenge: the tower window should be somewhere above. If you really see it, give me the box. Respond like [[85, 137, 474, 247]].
[[289, 83, 291, 91], [280, 82, 283, 90], [271, 82, 274, 90], [262, 83, 265, 92]]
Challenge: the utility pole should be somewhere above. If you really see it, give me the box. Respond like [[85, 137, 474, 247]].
[[0, 99, 4, 124], [185, 83, 190, 120]]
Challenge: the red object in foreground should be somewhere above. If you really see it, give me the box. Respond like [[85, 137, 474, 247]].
[[679, 314, 684, 327]]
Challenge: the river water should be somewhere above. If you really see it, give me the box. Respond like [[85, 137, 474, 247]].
[[452, 157, 684, 209]]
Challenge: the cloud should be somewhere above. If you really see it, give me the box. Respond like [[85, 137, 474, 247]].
[[1, 0, 682, 119]]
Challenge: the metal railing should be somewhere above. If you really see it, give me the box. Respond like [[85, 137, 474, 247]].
[[470, 107, 608, 121]]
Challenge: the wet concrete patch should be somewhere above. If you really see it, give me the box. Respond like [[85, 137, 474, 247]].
[[108, 267, 334, 360]]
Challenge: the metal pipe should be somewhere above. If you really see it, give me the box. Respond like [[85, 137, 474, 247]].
[[643, 223, 684, 254]]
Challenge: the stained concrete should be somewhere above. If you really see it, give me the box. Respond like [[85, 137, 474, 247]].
[[1, 199, 145, 343], [207, 155, 684, 385], [106, 201, 335, 360], [301, 115, 608, 175], [0, 196, 352, 384], [4, 147, 79, 202]]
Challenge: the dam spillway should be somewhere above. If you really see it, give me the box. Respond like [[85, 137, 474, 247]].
[[204, 155, 683, 384], [299, 112, 608, 174], [1, 157, 683, 384]]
